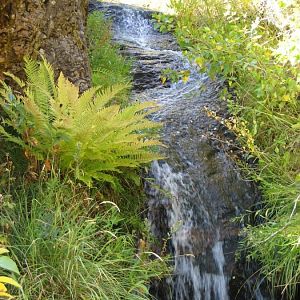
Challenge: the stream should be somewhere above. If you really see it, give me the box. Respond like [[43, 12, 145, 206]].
[[89, 2, 269, 299]]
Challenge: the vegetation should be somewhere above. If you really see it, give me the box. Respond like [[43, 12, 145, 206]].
[[4, 0, 298, 297], [87, 11, 132, 102], [157, 0, 300, 298], [0, 247, 21, 298], [0, 10, 168, 299], [0, 58, 162, 188], [1, 177, 167, 300], [152, 13, 175, 33]]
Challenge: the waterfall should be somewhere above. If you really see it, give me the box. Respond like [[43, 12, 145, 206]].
[[90, 2, 262, 299], [148, 161, 229, 300]]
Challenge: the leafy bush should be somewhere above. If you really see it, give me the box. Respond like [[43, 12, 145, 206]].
[[160, 68, 190, 85], [170, 0, 300, 297], [3, 177, 168, 300], [0, 58, 162, 187]]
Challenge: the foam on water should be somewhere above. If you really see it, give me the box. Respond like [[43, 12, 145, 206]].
[[148, 162, 230, 300], [113, 8, 155, 47]]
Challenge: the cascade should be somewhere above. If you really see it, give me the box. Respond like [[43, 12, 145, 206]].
[[89, 2, 268, 299]]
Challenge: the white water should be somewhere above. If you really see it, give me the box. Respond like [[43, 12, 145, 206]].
[[149, 162, 229, 300], [113, 7, 155, 47], [111, 10, 231, 297]]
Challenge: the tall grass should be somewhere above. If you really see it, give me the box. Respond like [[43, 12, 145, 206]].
[[3, 177, 168, 299], [168, 0, 300, 298]]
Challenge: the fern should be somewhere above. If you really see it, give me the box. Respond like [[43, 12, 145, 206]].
[[0, 59, 163, 187]]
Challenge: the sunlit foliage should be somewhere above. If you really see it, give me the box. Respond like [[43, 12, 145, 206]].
[[168, 0, 300, 297]]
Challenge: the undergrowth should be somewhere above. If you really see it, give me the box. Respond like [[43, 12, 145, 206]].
[[1, 177, 168, 300], [164, 0, 300, 298], [0, 58, 162, 188], [87, 11, 132, 103]]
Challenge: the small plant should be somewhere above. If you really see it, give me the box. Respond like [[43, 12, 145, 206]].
[[160, 68, 190, 84], [0, 58, 162, 187], [152, 13, 175, 33]]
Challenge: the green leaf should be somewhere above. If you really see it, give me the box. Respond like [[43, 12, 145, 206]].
[[0, 257, 20, 275]]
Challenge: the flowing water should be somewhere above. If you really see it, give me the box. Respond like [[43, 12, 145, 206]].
[[90, 2, 267, 299]]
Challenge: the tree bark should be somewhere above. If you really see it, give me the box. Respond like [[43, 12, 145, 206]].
[[0, 0, 91, 91]]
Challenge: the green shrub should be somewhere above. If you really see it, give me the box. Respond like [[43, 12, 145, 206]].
[[170, 0, 300, 297], [3, 178, 168, 300], [0, 58, 162, 187]]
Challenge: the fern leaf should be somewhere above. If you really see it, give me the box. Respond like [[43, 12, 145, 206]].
[[23, 94, 48, 129], [1, 58, 163, 187], [24, 57, 54, 119], [74, 86, 100, 117], [0, 125, 26, 148], [91, 84, 127, 111], [56, 72, 79, 111], [41, 56, 57, 99], [3, 72, 25, 88], [24, 57, 39, 84], [51, 72, 79, 128]]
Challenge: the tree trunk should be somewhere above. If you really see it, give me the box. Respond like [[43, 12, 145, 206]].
[[0, 0, 91, 91]]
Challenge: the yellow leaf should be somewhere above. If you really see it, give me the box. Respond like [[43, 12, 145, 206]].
[[291, 122, 300, 129], [195, 57, 204, 68], [0, 248, 9, 255], [0, 277, 21, 289], [0, 283, 7, 292], [0, 291, 13, 299], [282, 94, 290, 101], [182, 75, 189, 83]]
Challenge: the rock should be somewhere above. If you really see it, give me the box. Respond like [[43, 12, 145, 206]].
[[0, 0, 91, 92]]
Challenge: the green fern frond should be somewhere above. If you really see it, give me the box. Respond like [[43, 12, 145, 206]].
[[23, 94, 46, 125], [41, 56, 57, 99], [3, 72, 25, 88], [91, 84, 128, 111], [74, 86, 100, 117], [24, 57, 53, 118], [24, 57, 39, 83], [0, 58, 162, 187], [122, 101, 158, 114], [51, 72, 79, 129], [0, 125, 26, 148]]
